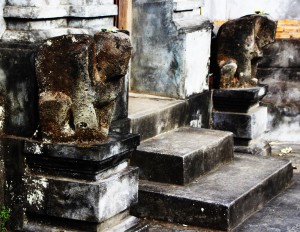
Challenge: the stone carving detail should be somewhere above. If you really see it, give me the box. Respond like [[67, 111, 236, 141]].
[[35, 32, 132, 143], [216, 14, 277, 88]]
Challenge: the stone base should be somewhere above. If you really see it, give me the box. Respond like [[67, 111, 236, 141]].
[[24, 133, 140, 180], [234, 138, 272, 156], [213, 85, 268, 112], [23, 210, 148, 232], [24, 166, 139, 223], [131, 127, 233, 185], [212, 106, 268, 139], [131, 155, 293, 231], [22, 133, 141, 231]]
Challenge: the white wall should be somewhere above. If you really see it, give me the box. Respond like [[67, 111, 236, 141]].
[[0, 0, 6, 38], [202, 0, 300, 21]]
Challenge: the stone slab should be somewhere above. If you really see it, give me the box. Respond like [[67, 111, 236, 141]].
[[213, 85, 268, 112], [235, 173, 300, 232], [131, 127, 234, 185], [6, 19, 67, 30], [24, 166, 139, 223], [234, 138, 272, 156], [24, 133, 139, 161], [128, 92, 211, 141], [24, 133, 139, 180], [3, 5, 118, 18], [6, 0, 114, 7], [23, 210, 148, 232], [131, 155, 293, 231], [212, 106, 268, 139], [5, 18, 113, 31]]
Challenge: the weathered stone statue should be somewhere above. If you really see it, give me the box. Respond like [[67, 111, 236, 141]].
[[35, 31, 132, 143], [216, 14, 277, 88]]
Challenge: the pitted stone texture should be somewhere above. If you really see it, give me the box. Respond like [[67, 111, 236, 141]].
[[24, 166, 139, 223], [131, 127, 234, 185], [215, 14, 277, 88], [35, 32, 132, 143], [212, 106, 268, 139], [131, 155, 293, 231]]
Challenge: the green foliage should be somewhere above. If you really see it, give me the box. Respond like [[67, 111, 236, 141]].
[[100, 28, 118, 33], [0, 206, 10, 232], [255, 10, 265, 14]]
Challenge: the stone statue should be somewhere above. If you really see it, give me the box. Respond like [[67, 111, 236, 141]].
[[35, 32, 132, 143], [216, 14, 277, 88]]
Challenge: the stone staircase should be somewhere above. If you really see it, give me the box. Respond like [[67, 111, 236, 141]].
[[127, 92, 293, 231]]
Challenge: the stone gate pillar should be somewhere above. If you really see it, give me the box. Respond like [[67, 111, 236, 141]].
[[130, 0, 212, 99]]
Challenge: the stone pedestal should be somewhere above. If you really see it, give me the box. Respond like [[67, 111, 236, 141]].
[[212, 86, 270, 154], [21, 133, 147, 231], [130, 0, 212, 99]]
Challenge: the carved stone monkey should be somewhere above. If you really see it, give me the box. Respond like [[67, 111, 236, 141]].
[[216, 14, 277, 88], [35, 32, 132, 143]]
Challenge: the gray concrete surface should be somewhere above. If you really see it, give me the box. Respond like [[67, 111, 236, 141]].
[[143, 142, 300, 231]]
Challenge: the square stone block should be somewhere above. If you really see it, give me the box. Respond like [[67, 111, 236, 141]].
[[24, 166, 139, 223], [212, 106, 268, 139], [131, 127, 233, 185]]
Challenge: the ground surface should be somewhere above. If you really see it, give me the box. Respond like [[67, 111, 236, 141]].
[[144, 142, 300, 231]]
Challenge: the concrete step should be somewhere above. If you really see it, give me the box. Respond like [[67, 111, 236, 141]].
[[127, 92, 211, 141], [131, 127, 234, 185], [131, 155, 293, 231]]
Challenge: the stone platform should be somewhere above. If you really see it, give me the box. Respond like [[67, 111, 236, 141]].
[[131, 127, 233, 185], [131, 155, 293, 231], [128, 92, 211, 141]]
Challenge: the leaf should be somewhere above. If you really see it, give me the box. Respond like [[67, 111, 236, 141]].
[[280, 147, 293, 154]]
